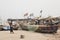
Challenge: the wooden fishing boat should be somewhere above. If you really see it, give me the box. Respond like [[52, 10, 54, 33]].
[[21, 18, 59, 33]]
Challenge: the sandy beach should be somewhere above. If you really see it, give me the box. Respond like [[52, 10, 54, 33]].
[[0, 30, 60, 40]]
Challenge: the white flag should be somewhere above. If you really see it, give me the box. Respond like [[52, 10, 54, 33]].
[[40, 10, 42, 13]]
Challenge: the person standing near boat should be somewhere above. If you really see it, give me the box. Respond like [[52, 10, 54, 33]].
[[8, 20, 14, 33]]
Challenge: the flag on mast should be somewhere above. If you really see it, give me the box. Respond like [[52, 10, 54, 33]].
[[40, 10, 42, 13], [24, 13, 28, 16], [40, 10, 42, 17]]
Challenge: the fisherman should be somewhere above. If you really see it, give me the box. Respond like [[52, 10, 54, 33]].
[[35, 19, 38, 25], [8, 20, 14, 33], [37, 20, 40, 25]]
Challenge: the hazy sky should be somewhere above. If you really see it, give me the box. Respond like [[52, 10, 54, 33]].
[[0, 0, 60, 20]]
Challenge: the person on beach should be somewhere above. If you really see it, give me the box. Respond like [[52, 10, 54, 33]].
[[8, 20, 14, 33]]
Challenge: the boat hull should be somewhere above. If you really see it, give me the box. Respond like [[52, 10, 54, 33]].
[[35, 25, 58, 33], [21, 25, 58, 33]]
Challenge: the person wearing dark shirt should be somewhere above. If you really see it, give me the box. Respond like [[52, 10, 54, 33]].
[[8, 20, 14, 33]]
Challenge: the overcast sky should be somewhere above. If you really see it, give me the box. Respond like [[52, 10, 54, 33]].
[[0, 0, 60, 20]]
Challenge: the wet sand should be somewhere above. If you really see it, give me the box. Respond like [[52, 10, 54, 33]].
[[0, 30, 60, 40]]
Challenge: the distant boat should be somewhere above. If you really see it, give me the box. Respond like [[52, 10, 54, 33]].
[[2, 26, 10, 30]]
